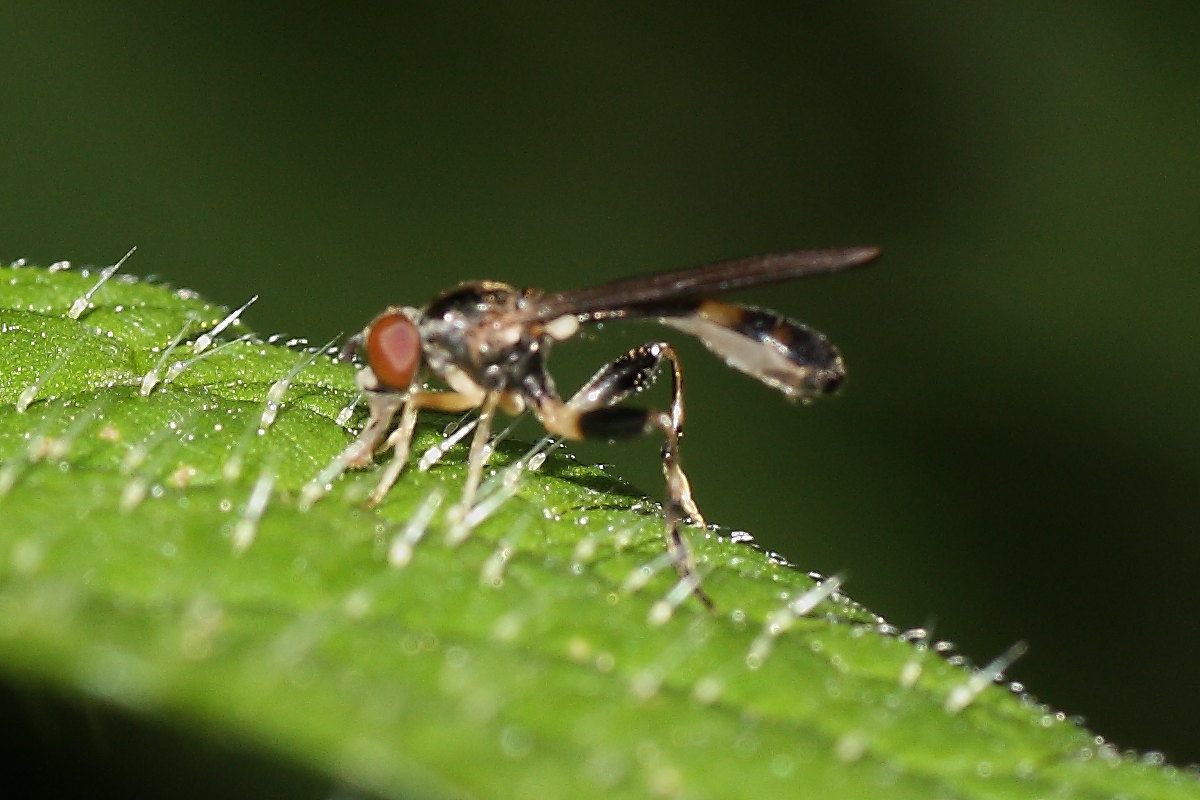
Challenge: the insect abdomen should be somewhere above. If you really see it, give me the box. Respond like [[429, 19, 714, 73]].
[[660, 300, 845, 401]]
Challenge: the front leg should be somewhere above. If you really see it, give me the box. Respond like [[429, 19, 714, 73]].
[[314, 378, 483, 508], [342, 389, 405, 469], [362, 388, 485, 506], [303, 362, 484, 509], [297, 386, 405, 510]]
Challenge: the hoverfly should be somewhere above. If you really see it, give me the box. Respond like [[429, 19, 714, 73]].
[[327, 246, 879, 608]]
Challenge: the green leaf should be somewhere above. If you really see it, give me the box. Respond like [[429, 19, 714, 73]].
[[0, 263, 1194, 799]]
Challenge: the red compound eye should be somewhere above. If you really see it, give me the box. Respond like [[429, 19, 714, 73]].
[[364, 311, 420, 392]]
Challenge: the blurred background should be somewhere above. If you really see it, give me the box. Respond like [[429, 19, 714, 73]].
[[2, 1, 1197, 768]]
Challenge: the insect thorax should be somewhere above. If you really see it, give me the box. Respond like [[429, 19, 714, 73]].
[[419, 280, 548, 392]]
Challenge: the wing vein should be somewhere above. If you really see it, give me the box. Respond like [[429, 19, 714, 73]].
[[527, 246, 879, 321]]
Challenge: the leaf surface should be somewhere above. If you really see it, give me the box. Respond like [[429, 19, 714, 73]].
[[0, 263, 1194, 799]]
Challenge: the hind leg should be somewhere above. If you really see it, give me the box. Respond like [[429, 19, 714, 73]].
[[541, 342, 712, 608]]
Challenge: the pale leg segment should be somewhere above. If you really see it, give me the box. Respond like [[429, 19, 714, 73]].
[[344, 387, 482, 506], [457, 391, 501, 518]]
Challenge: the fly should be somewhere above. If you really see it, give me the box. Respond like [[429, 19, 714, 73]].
[[325, 246, 880, 609]]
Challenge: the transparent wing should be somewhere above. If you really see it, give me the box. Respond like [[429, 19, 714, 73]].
[[525, 246, 879, 323]]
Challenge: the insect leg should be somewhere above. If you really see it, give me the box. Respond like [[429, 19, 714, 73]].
[[354, 388, 482, 506], [455, 390, 501, 517], [567, 343, 703, 525], [542, 342, 713, 608], [343, 390, 404, 469], [367, 399, 420, 506], [569, 343, 663, 411]]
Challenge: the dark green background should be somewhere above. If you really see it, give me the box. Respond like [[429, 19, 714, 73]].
[[4, 1, 1198, 769]]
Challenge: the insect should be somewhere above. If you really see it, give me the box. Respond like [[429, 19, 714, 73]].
[[331, 246, 879, 608]]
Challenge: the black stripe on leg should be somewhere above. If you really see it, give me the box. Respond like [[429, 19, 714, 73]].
[[577, 406, 651, 442]]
